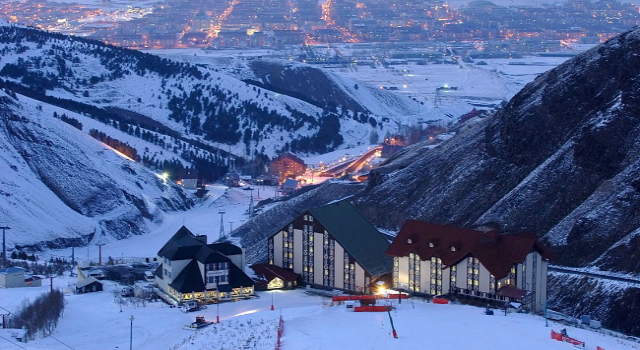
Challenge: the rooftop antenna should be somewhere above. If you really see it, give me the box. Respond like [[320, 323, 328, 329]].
[[219, 210, 226, 239]]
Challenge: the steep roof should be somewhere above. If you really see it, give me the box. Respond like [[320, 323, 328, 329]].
[[273, 152, 305, 165], [208, 243, 243, 256], [309, 200, 392, 277], [154, 264, 163, 278], [157, 226, 204, 260], [227, 264, 255, 288], [251, 263, 299, 283], [169, 260, 205, 293], [386, 220, 553, 279], [196, 247, 230, 264]]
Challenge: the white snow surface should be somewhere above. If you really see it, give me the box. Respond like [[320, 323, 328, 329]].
[[0, 282, 636, 350]]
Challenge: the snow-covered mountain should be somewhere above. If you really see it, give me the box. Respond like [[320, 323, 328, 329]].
[[0, 25, 424, 175], [233, 27, 640, 336], [0, 88, 196, 250]]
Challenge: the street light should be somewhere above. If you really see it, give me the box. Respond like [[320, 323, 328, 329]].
[[129, 315, 134, 350], [0, 222, 10, 268]]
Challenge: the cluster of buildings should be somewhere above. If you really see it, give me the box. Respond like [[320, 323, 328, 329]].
[[153, 200, 552, 313], [1, 0, 637, 52]]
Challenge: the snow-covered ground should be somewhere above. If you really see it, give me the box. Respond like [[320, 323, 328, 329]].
[[1, 282, 637, 350], [0, 176, 636, 350]]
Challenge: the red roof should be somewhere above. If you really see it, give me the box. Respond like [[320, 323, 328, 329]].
[[272, 153, 306, 165], [497, 285, 530, 299], [251, 264, 299, 283], [386, 220, 553, 279]]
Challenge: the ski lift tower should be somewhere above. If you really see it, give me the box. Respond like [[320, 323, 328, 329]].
[[219, 211, 225, 239]]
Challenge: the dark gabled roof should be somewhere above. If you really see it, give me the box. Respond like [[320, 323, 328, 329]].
[[227, 263, 255, 288], [309, 200, 392, 277], [251, 264, 299, 283], [154, 264, 163, 278], [386, 220, 553, 280], [196, 247, 230, 264], [208, 243, 243, 256], [169, 260, 205, 293], [158, 226, 204, 260]]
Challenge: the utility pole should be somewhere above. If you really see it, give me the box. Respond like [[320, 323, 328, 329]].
[[70, 247, 75, 277], [229, 222, 234, 234], [129, 315, 134, 350], [247, 188, 254, 218], [0, 222, 10, 268], [218, 211, 225, 239]]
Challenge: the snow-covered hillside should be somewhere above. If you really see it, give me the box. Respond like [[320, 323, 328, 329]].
[[0, 89, 196, 249], [0, 25, 425, 162]]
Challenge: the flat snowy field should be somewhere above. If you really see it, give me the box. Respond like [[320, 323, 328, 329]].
[[1, 283, 637, 350]]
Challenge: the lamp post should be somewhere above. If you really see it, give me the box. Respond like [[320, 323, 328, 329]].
[[129, 315, 134, 350], [271, 291, 274, 310], [0, 222, 10, 267], [216, 302, 220, 324]]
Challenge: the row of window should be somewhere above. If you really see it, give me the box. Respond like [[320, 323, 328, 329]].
[[206, 262, 228, 271], [397, 256, 541, 294], [206, 274, 228, 284]]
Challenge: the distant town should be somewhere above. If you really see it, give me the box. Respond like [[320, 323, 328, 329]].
[[1, 0, 638, 55]]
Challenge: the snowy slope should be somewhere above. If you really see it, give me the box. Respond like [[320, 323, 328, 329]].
[[0, 25, 423, 161], [0, 90, 196, 249]]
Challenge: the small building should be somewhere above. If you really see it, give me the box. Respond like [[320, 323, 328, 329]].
[[270, 153, 307, 180], [281, 178, 300, 194], [256, 174, 279, 186], [76, 277, 103, 294], [267, 200, 392, 294], [223, 171, 241, 187], [155, 226, 255, 303], [180, 168, 199, 190], [386, 220, 552, 313], [251, 263, 299, 290], [0, 267, 42, 288]]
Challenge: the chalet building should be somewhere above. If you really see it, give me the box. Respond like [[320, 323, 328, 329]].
[[155, 226, 254, 303], [0, 267, 42, 288], [269, 153, 307, 181], [251, 263, 299, 290], [386, 220, 552, 313], [267, 200, 392, 294], [75, 277, 103, 294]]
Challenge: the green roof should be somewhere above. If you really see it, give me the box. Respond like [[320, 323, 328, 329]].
[[310, 200, 392, 277]]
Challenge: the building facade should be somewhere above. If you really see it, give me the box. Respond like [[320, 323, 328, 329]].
[[0, 267, 42, 288], [155, 226, 254, 303], [269, 153, 307, 180], [267, 200, 391, 294], [387, 220, 552, 313]]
